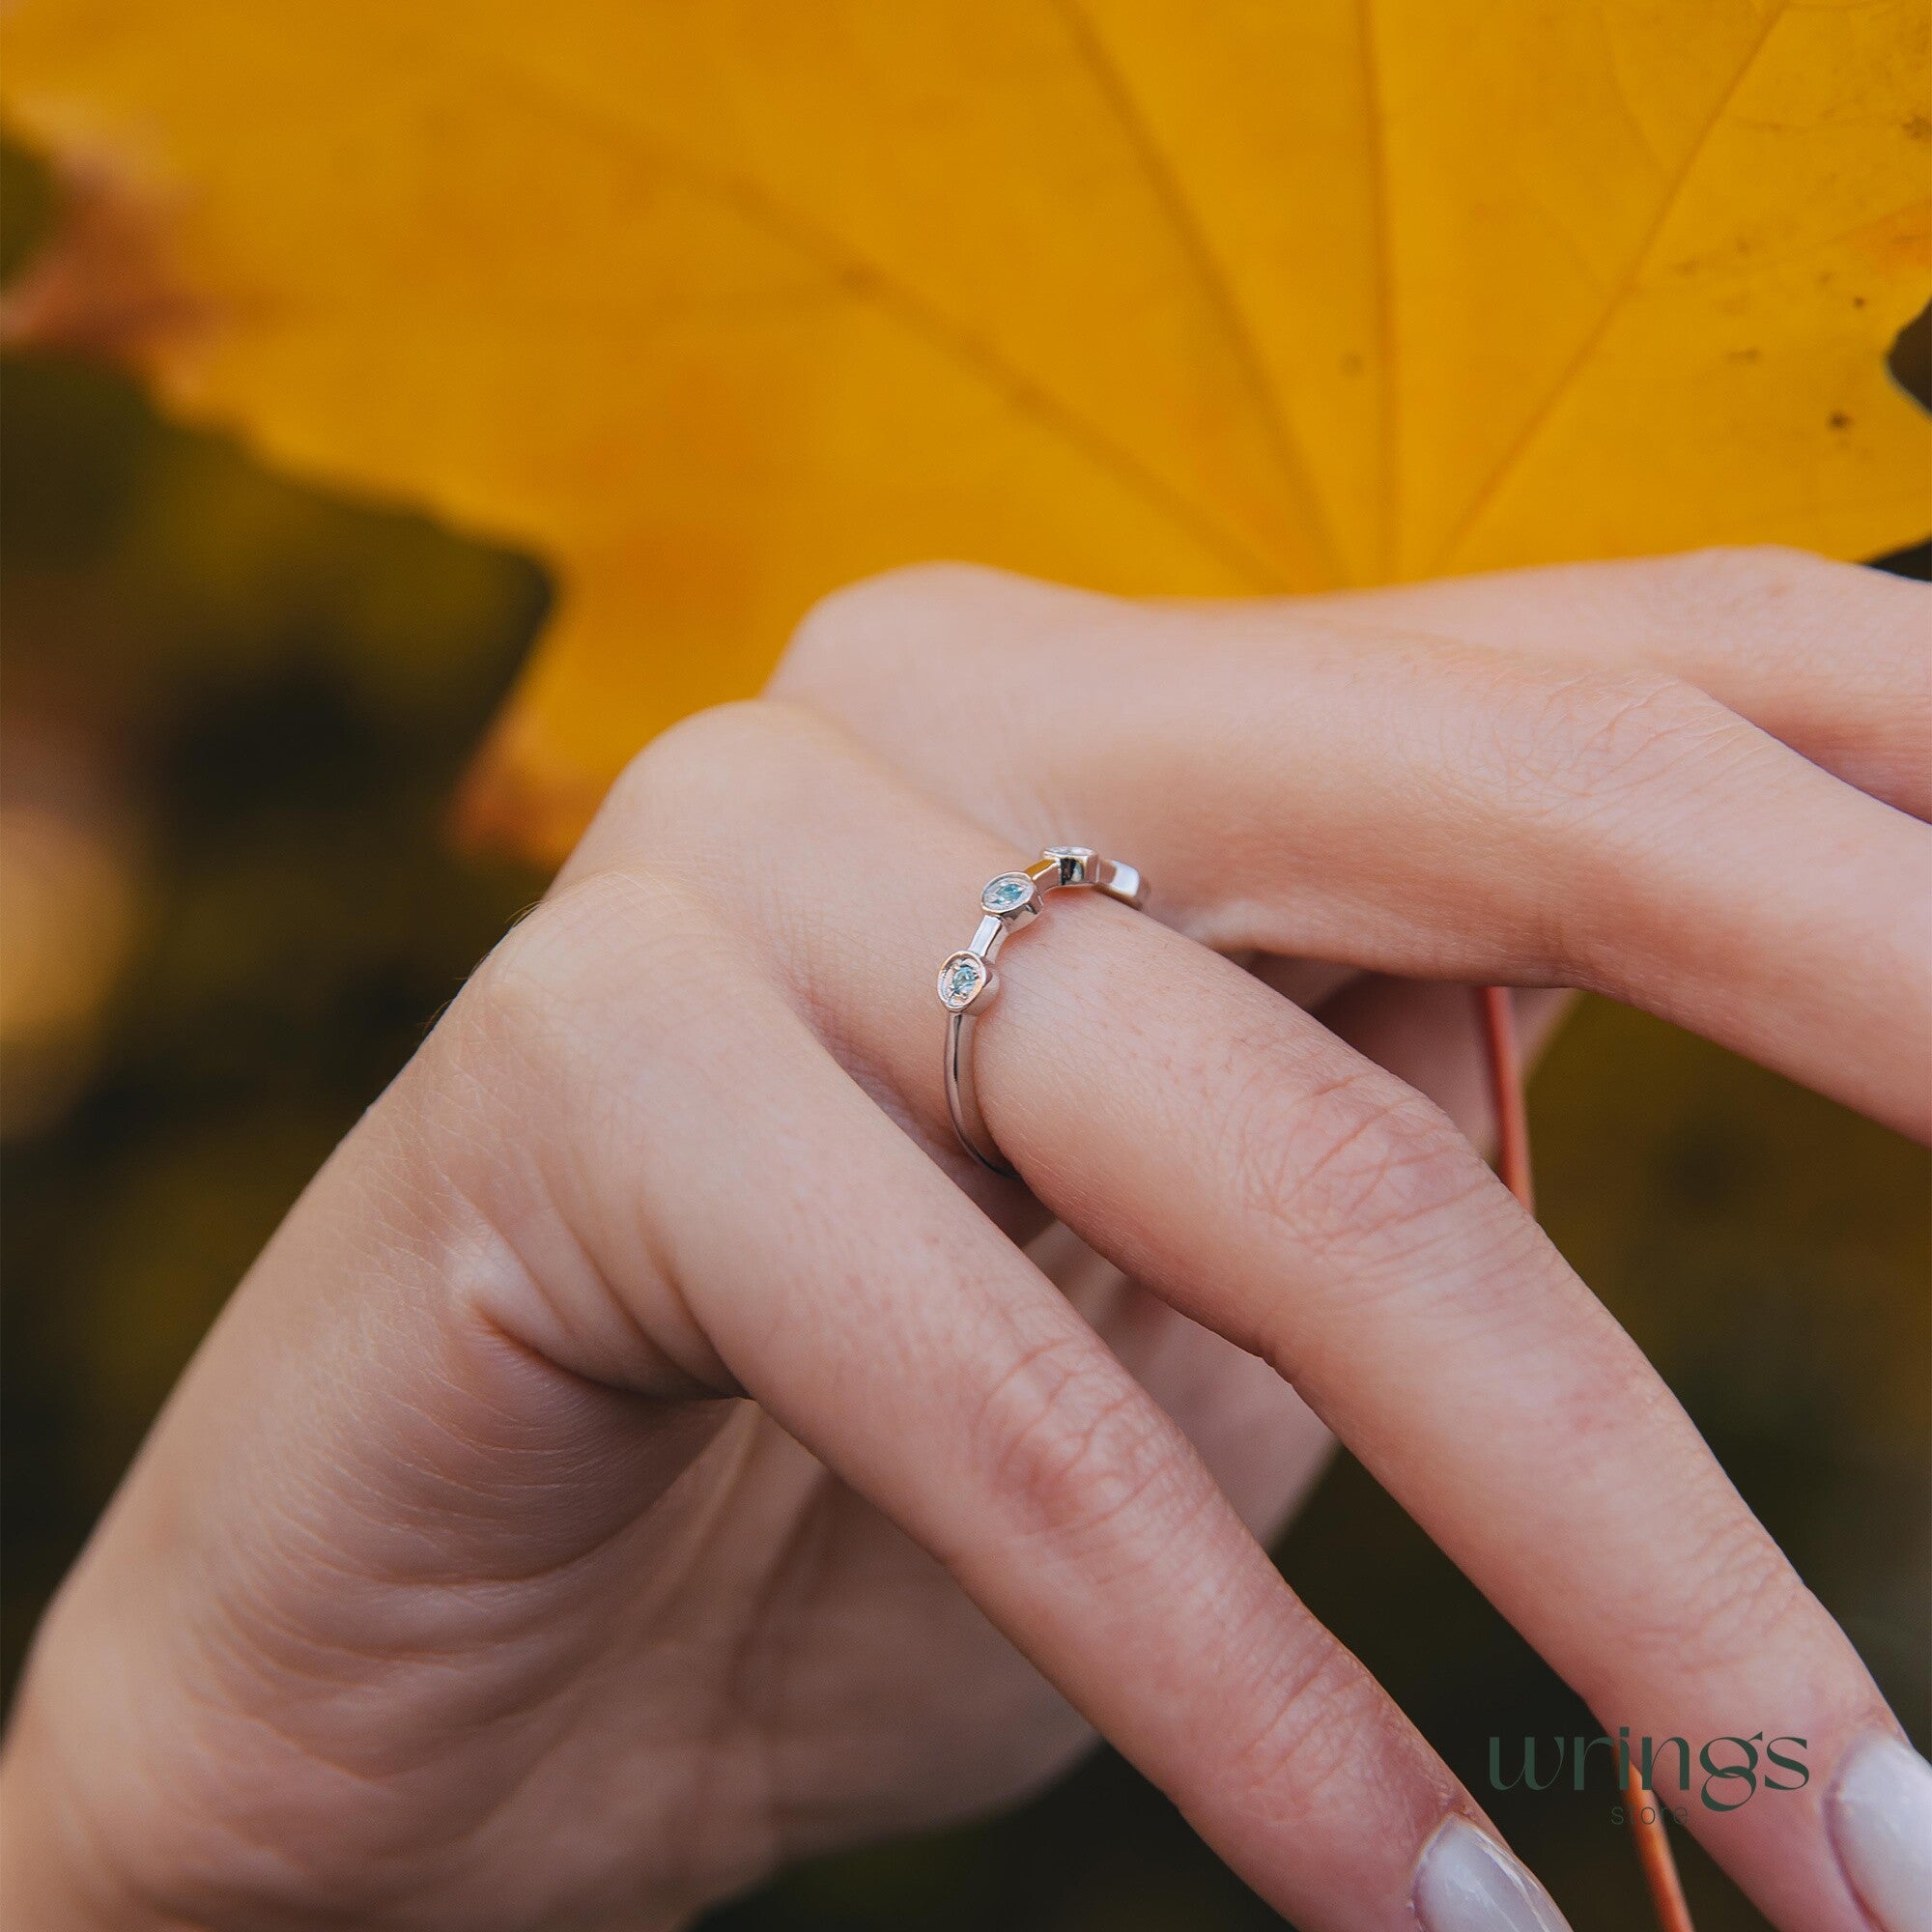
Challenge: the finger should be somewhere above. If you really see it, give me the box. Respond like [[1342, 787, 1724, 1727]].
[[1114, 980, 1572, 1538], [451, 867, 1550, 1932], [775, 566, 1932, 1139], [582, 702, 1910, 1930], [1284, 548, 1932, 818], [969, 903, 1902, 1932], [1028, 1221, 1336, 1546], [1306, 977, 1577, 1158], [1021, 982, 1579, 1562]]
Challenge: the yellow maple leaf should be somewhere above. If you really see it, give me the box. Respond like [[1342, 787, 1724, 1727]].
[[4, 0, 1927, 861]]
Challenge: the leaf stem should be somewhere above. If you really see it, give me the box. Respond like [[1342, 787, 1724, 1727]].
[[1474, 985, 1694, 1932]]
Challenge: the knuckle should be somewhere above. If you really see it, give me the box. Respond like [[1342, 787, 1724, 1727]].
[[1491, 667, 1751, 816], [599, 697, 827, 837], [976, 1332, 1189, 1555], [774, 561, 1079, 701], [1640, 546, 1929, 662], [1649, 542, 1861, 609], [1219, 1038, 1491, 1270], [777, 564, 997, 688], [1476, 668, 1765, 984], [419, 870, 756, 1394], [1446, 656, 1784, 984], [444, 867, 724, 1097], [1216, 1641, 1384, 1810], [1534, 1334, 1674, 1463], [1618, 1503, 1812, 1676], [1640, 549, 1931, 800]]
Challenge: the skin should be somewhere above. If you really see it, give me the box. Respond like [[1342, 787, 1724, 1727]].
[[0, 547, 1926, 1931]]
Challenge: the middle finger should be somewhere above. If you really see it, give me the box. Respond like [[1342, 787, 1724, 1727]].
[[774, 565, 1932, 1139]]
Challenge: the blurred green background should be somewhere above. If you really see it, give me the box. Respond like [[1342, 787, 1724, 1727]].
[[2, 140, 1926, 1931]]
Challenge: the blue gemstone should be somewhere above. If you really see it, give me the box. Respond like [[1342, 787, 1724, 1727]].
[[940, 953, 988, 1009]]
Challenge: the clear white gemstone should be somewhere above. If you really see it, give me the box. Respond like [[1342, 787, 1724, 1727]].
[[1040, 845, 1096, 886], [981, 873, 1034, 914]]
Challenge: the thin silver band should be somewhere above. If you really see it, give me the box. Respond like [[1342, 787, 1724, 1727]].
[[937, 845, 1147, 1176]]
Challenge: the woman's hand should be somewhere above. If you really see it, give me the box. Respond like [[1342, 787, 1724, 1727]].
[[4, 548, 1927, 1932]]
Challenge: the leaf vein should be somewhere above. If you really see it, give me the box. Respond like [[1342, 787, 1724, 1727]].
[[1050, 0, 1348, 583], [456, 38, 1291, 592], [1435, 0, 1795, 569]]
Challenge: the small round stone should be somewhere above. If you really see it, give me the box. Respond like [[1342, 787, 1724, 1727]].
[[1040, 845, 1097, 886], [938, 952, 990, 1010], [980, 872, 1035, 916]]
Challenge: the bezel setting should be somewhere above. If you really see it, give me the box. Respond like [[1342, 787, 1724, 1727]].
[[939, 845, 1147, 1176], [937, 951, 992, 1011], [1039, 844, 1099, 888], [980, 871, 1040, 919]]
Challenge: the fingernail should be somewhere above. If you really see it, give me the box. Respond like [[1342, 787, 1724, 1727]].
[[1413, 1817, 1572, 1932], [1829, 1733, 1932, 1932]]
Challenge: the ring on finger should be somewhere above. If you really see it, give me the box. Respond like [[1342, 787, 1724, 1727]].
[[938, 846, 1146, 1176]]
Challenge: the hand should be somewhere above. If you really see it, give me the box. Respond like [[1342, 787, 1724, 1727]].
[[4, 548, 1926, 1932]]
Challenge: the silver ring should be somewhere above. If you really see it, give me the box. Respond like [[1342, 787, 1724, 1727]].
[[937, 846, 1147, 1176]]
